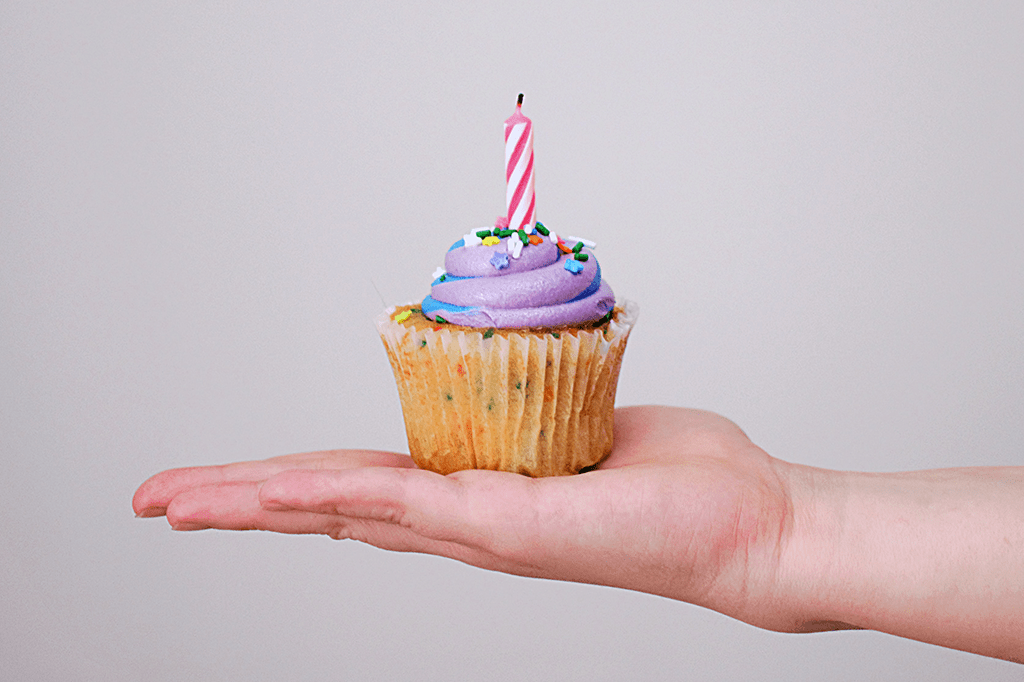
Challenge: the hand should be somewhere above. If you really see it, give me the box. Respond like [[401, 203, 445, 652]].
[[133, 405, 1024, 661], [133, 406, 801, 631]]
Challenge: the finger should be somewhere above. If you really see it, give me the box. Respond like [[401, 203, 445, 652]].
[[257, 465, 623, 580], [260, 466, 548, 561], [166, 476, 513, 569], [258, 467, 484, 542], [133, 449, 414, 518], [165, 480, 355, 535], [604, 405, 754, 469]]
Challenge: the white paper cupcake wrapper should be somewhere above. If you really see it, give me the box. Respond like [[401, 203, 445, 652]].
[[375, 300, 638, 476]]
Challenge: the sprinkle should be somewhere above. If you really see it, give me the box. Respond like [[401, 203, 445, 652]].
[[548, 230, 559, 244], [393, 310, 411, 323], [515, 381, 521, 390], [476, 229, 492, 238], [432, 266, 447, 280], [435, 316, 448, 324], [489, 251, 510, 269], [535, 222, 550, 236], [574, 252, 589, 262], [551, 332, 560, 338], [496, 229, 515, 238], [571, 240, 584, 254], [557, 241, 573, 254], [507, 237, 516, 253], [420, 339, 427, 347], [483, 328, 495, 339], [566, 235, 596, 248], [511, 238, 524, 259], [489, 250, 509, 270], [564, 259, 584, 274], [518, 229, 529, 245], [463, 233, 483, 247], [528, 234, 543, 245], [482, 235, 500, 246], [411, 308, 421, 313]]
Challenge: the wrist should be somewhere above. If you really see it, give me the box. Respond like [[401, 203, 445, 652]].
[[772, 462, 857, 632], [775, 463, 1024, 661], [687, 456, 855, 633]]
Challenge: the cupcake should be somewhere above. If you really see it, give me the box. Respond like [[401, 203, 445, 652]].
[[375, 96, 637, 476]]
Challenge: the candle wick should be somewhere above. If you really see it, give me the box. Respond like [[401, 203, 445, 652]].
[[517, 93, 524, 107]]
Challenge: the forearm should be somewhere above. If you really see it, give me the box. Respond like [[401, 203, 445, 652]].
[[780, 463, 1024, 662]]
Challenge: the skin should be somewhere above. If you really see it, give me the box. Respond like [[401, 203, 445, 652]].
[[133, 405, 1024, 663]]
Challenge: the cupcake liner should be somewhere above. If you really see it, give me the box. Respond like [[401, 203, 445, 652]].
[[375, 300, 638, 476]]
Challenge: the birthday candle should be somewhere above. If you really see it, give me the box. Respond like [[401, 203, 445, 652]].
[[504, 94, 535, 232]]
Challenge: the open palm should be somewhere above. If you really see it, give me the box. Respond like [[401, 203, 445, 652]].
[[134, 405, 796, 629]]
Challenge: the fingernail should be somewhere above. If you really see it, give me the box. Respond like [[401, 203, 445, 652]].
[[171, 522, 209, 531], [260, 500, 292, 512], [135, 507, 165, 518]]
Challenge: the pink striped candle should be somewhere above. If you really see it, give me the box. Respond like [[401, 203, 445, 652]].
[[504, 94, 535, 231]]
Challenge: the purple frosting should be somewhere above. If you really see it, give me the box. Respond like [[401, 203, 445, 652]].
[[421, 231, 616, 328]]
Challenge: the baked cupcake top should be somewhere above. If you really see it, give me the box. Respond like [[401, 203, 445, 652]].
[[421, 223, 615, 329]]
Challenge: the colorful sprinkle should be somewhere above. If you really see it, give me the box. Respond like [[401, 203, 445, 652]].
[[511, 237, 524, 259], [482, 235, 500, 246], [462, 233, 483, 247], [557, 241, 573, 254], [393, 310, 411, 323], [564, 259, 584, 274], [489, 251, 510, 270], [420, 339, 427, 347], [535, 222, 550, 236], [483, 328, 495, 339], [566, 235, 596, 248], [496, 229, 514, 238], [435, 316, 448, 324], [432, 266, 447, 279], [548, 230, 559, 244], [571, 240, 584, 254], [574, 252, 589, 262], [518, 229, 529, 245], [551, 332, 560, 338], [528, 234, 543, 245], [475, 229, 492, 238]]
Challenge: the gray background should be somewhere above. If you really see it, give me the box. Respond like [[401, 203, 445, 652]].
[[2, 1, 1022, 680]]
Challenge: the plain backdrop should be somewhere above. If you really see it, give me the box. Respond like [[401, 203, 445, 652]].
[[2, 1, 1022, 680]]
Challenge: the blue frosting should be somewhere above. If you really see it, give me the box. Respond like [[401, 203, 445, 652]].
[[421, 295, 477, 317], [566, 261, 602, 302]]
